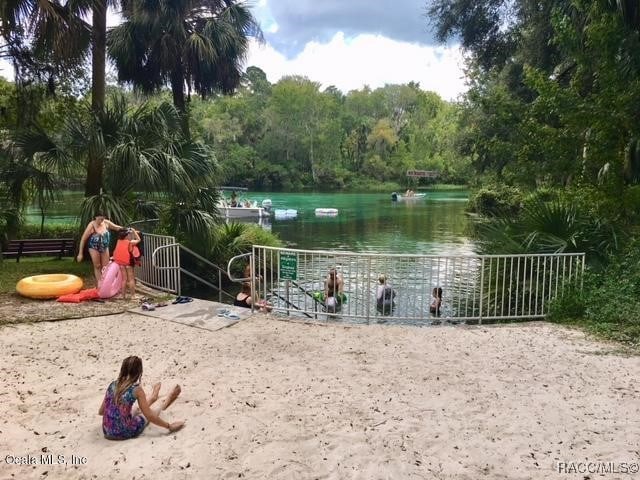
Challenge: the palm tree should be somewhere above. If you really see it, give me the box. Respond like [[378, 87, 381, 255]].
[[0, 125, 72, 234], [107, 0, 262, 123], [606, 0, 640, 31], [0, 0, 112, 196], [65, 95, 221, 229], [2, 94, 221, 240]]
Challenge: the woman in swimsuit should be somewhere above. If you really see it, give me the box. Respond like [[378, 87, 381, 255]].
[[99, 356, 185, 440], [77, 213, 123, 285], [234, 282, 254, 308], [234, 282, 272, 312]]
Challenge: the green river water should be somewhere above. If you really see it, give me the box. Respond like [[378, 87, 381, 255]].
[[26, 191, 474, 255]]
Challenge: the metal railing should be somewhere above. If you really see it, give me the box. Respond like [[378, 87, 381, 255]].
[[250, 245, 586, 325], [136, 233, 180, 295], [146, 236, 235, 302]]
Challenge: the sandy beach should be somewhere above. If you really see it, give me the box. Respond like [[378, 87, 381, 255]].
[[1, 312, 639, 480]]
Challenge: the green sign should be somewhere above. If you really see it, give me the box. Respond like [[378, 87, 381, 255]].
[[280, 252, 298, 280]]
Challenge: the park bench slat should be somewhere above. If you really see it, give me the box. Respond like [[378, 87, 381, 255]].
[[2, 238, 76, 262]]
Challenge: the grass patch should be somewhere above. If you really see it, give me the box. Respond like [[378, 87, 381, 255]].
[[0, 258, 91, 294]]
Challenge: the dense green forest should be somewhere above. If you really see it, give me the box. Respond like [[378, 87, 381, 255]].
[[0, 73, 471, 192], [427, 0, 640, 342], [190, 71, 470, 190]]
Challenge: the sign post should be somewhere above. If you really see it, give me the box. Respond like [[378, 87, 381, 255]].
[[279, 252, 297, 316], [279, 252, 298, 280]]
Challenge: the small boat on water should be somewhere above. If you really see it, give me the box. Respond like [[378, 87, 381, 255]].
[[274, 209, 298, 219], [315, 208, 339, 216], [219, 204, 267, 218], [391, 192, 426, 201], [218, 186, 269, 218]]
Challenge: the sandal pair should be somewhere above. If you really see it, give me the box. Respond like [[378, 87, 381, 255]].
[[172, 296, 194, 304], [217, 309, 240, 320]]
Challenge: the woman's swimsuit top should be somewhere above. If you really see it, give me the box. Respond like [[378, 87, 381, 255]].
[[88, 224, 110, 253], [234, 294, 252, 308]]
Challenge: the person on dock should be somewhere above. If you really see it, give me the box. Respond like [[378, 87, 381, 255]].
[[99, 356, 185, 440]]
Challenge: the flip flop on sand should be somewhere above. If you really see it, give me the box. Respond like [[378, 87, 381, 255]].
[[223, 312, 240, 320]]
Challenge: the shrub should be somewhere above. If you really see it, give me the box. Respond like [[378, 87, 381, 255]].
[[547, 239, 640, 345], [18, 223, 79, 239], [468, 184, 524, 216]]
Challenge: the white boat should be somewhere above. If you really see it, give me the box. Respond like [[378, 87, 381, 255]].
[[315, 208, 339, 216], [391, 192, 426, 201], [219, 205, 267, 218], [274, 208, 298, 219], [218, 187, 268, 218]]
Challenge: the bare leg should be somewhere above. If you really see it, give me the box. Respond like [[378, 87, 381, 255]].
[[125, 267, 136, 298], [100, 249, 110, 271], [161, 385, 181, 411], [118, 266, 127, 298], [132, 382, 161, 416], [88, 249, 103, 285], [142, 385, 181, 422]]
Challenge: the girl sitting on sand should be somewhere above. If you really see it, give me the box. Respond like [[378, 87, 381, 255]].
[[99, 356, 185, 440]]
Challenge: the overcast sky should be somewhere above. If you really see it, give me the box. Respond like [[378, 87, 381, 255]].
[[248, 0, 467, 99], [0, 0, 468, 100]]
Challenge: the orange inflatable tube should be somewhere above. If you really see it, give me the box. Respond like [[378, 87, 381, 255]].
[[16, 274, 83, 300]]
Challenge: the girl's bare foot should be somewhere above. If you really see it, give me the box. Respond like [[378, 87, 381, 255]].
[[149, 382, 162, 404], [162, 384, 181, 411]]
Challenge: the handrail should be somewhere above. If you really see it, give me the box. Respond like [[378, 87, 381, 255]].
[[151, 244, 180, 271], [130, 218, 159, 226], [253, 245, 586, 260], [180, 244, 229, 278], [227, 252, 252, 282], [151, 243, 235, 302]]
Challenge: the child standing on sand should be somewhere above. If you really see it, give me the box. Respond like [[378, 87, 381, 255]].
[[99, 356, 185, 440], [112, 228, 141, 299]]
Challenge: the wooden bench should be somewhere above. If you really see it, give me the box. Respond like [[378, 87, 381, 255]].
[[2, 238, 76, 262]]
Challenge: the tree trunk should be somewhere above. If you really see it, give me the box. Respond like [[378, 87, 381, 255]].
[[85, 1, 107, 196], [171, 67, 190, 136]]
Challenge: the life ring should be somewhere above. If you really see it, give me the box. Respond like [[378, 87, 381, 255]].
[[16, 274, 83, 300]]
